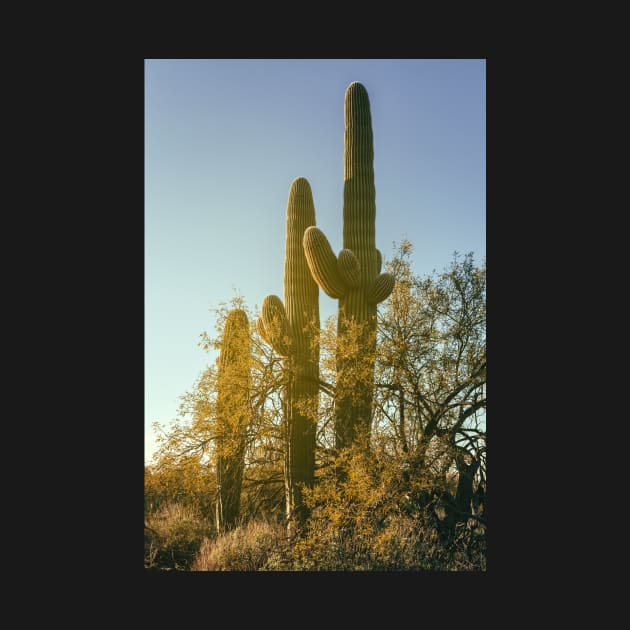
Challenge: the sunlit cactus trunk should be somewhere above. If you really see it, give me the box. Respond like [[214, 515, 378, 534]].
[[304, 82, 394, 449], [258, 178, 319, 535], [215, 308, 251, 533]]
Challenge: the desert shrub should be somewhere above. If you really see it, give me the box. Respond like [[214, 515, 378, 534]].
[[292, 445, 403, 570], [369, 511, 485, 571], [145, 461, 216, 521], [192, 519, 290, 571], [292, 445, 486, 571], [145, 502, 212, 570]]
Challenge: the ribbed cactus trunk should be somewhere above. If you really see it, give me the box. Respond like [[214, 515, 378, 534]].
[[283, 179, 320, 534], [259, 178, 319, 536], [304, 82, 394, 450], [338, 82, 379, 446], [215, 308, 251, 533]]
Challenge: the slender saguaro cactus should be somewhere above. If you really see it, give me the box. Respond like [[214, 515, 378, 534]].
[[215, 308, 251, 533], [258, 177, 320, 534], [303, 82, 394, 449]]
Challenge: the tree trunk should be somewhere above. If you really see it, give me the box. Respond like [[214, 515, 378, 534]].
[[454, 453, 480, 521]]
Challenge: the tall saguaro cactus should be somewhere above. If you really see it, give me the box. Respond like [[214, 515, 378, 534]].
[[303, 82, 394, 449], [215, 308, 251, 533], [258, 177, 320, 534]]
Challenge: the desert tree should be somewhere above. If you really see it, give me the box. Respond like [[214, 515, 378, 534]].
[[374, 242, 486, 520], [149, 296, 286, 528]]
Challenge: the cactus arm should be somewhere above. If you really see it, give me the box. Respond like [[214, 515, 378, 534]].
[[303, 226, 347, 299], [338, 249, 361, 288], [255, 316, 273, 346], [260, 294, 291, 357], [376, 249, 382, 274], [367, 272, 395, 304]]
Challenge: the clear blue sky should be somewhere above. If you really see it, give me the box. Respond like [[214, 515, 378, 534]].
[[145, 59, 485, 463]]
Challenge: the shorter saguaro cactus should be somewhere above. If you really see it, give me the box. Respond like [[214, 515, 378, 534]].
[[215, 308, 251, 533], [257, 177, 320, 535]]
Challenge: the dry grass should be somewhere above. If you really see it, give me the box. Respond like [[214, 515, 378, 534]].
[[145, 502, 212, 570], [192, 520, 290, 571]]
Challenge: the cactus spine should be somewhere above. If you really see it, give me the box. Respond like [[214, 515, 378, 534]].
[[258, 177, 320, 534], [303, 82, 394, 449], [215, 308, 251, 533]]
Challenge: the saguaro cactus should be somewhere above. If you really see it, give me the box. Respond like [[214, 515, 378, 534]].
[[258, 177, 320, 534], [215, 308, 251, 533], [303, 82, 394, 448]]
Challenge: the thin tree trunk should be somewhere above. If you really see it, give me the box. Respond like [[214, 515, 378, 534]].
[[454, 453, 480, 521]]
